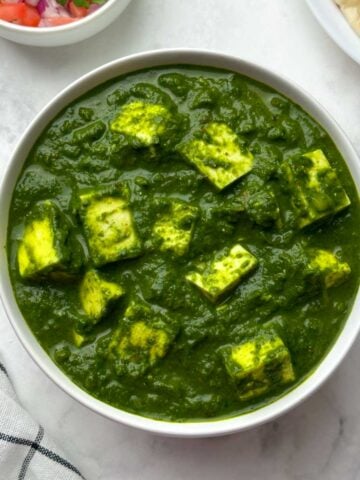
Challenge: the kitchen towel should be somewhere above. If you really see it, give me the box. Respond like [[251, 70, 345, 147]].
[[0, 359, 85, 480]]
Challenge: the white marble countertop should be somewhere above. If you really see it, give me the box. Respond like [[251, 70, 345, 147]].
[[1, 1, 360, 478]]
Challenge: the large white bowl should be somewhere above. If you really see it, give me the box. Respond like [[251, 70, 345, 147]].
[[0, 0, 132, 47], [0, 49, 359, 437], [306, 0, 360, 65]]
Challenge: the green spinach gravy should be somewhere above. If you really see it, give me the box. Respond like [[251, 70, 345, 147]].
[[7, 66, 360, 421]]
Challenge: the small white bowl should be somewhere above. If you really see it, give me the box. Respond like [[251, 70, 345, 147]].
[[0, 0, 132, 47], [306, 0, 360, 65], [0, 49, 359, 437]]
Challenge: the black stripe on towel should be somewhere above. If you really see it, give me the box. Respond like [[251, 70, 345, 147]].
[[0, 431, 84, 478], [18, 426, 44, 480]]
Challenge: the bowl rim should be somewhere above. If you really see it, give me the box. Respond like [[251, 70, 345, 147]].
[[305, 0, 360, 66], [0, 48, 359, 437], [0, 0, 127, 34]]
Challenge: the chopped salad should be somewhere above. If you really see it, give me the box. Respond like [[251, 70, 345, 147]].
[[0, 0, 107, 27]]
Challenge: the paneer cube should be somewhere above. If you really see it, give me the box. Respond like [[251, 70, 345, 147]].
[[17, 200, 82, 280], [80, 270, 125, 324], [73, 330, 86, 348], [281, 149, 350, 228], [186, 244, 258, 303], [306, 249, 351, 289], [220, 333, 295, 401], [181, 122, 254, 190], [79, 184, 142, 267], [108, 300, 178, 377], [153, 199, 198, 256], [110, 101, 171, 147]]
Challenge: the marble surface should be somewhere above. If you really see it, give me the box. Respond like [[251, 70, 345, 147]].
[[1, 1, 360, 478]]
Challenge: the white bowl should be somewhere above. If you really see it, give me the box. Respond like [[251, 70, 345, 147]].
[[306, 0, 360, 65], [0, 0, 132, 47], [0, 49, 359, 437]]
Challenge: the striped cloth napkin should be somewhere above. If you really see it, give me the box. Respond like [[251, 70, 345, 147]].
[[0, 359, 85, 480]]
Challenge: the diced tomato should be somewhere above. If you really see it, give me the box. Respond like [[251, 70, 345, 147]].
[[0, 4, 26, 25], [0, 0, 103, 28], [22, 5, 41, 27], [68, 1, 89, 18], [0, 3, 40, 27], [43, 16, 77, 26]]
